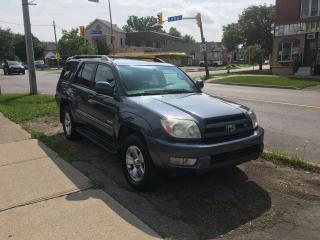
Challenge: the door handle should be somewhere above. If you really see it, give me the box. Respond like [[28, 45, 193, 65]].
[[88, 93, 96, 98]]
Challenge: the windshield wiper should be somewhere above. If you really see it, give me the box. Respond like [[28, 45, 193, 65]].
[[162, 89, 196, 94]]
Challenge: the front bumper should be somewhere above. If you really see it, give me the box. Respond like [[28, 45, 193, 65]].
[[146, 127, 264, 171]]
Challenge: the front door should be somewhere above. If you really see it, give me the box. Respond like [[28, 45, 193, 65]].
[[87, 63, 118, 139]]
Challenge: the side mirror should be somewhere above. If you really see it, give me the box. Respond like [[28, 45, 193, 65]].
[[94, 82, 114, 95], [195, 79, 204, 90]]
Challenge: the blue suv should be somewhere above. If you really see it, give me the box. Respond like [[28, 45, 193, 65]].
[[55, 55, 264, 190]]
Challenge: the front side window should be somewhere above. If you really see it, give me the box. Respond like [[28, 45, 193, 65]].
[[118, 65, 198, 96], [94, 64, 115, 87], [277, 41, 300, 62], [74, 62, 96, 88]]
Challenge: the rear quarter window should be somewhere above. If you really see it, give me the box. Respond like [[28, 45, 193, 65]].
[[60, 61, 79, 82]]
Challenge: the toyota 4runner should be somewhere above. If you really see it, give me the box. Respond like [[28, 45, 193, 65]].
[[55, 55, 264, 190]]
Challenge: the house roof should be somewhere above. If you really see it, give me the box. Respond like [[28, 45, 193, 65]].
[[86, 18, 124, 33]]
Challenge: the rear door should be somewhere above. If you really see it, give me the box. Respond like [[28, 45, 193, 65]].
[[71, 62, 97, 124]]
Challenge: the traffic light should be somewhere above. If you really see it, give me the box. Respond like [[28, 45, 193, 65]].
[[111, 34, 116, 43], [195, 13, 201, 28], [79, 26, 85, 37], [157, 12, 164, 26]]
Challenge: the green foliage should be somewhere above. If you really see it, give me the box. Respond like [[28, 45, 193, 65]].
[[0, 94, 58, 123], [0, 28, 16, 60], [168, 27, 182, 38], [96, 38, 110, 55], [122, 15, 164, 32], [58, 28, 96, 56], [183, 34, 196, 43], [13, 33, 44, 61], [222, 23, 242, 52], [216, 76, 320, 89], [222, 4, 275, 54], [0, 27, 45, 62]]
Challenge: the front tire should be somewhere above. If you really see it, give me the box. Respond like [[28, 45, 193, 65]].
[[62, 106, 79, 140], [122, 135, 158, 191]]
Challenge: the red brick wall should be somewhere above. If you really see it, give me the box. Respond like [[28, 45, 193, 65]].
[[276, 0, 301, 25]]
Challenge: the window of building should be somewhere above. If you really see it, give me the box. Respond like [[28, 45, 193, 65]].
[[120, 38, 123, 46], [277, 41, 300, 62], [301, 0, 320, 18]]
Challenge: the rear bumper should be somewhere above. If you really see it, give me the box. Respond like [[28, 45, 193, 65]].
[[146, 127, 264, 171]]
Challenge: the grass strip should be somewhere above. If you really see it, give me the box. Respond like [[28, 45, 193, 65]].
[[262, 150, 320, 173]]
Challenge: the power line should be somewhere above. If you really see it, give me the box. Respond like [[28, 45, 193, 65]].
[[0, 19, 53, 27]]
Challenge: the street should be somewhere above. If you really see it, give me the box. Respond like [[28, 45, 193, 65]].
[[1, 70, 319, 163]]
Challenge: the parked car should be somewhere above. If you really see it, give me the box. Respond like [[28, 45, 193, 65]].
[[199, 60, 223, 67], [3, 60, 25, 75], [55, 55, 264, 190]]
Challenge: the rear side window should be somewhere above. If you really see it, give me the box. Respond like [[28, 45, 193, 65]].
[[74, 62, 96, 88]]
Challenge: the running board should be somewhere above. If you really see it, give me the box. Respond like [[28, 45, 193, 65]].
[[76, 127, 118, 154]]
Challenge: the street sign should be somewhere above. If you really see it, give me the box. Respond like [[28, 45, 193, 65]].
[[55, 52, 61, 60], [168, 15, 183, 22], [200, 43, 206, 52]]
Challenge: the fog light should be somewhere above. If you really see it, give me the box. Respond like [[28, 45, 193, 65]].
[[170, 157, 197, 166]]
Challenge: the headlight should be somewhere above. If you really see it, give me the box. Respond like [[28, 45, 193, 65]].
[[161, 119, 201, 139], [248, 110, 258, 128]]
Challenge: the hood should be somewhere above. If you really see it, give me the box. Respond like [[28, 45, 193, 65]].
[[129, 93, 245, 121]]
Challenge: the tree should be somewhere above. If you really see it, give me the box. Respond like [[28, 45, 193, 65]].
[[168, 27, 182, 38], [222, 4, 275, 54], [183, 34, 196, 43], [239, 5, 275, 54], [0, 28, 15, 60], [222, 23, 242, 52], [122, 15, 163, 32], [249, 45, 265, 70], [58, 28, 95, 56], [14, 33, 44, 61], [96, 38, 110, 55]]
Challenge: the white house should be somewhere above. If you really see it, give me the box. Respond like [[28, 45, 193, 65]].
[[85, 18, 126, 51]]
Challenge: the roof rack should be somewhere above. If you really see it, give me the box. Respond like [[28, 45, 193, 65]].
[[109, 55, 166, 63], [67, 55, 111, 61]]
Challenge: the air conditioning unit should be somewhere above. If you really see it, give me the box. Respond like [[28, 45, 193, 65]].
[[307, 33, 316, 39]]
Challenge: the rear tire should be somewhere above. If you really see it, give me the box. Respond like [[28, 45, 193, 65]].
[[122, 135, 159, 191], [61, 105, 79, 140]]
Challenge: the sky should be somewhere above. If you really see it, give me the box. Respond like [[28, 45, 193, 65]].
[[0, 0, 275, 43]]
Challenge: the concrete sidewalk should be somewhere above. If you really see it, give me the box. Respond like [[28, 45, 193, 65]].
[[0, 113, 160, 239]]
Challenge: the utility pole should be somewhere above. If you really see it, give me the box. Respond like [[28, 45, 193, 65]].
[[108, 0, 115, 55], [22, 0, 37, 94], [196, 13, 209, 78], [53, 20, 60, 69]]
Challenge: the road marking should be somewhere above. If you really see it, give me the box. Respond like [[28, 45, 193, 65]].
[[216, 95, 320, 109]]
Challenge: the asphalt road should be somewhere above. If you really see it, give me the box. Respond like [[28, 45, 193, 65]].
[[1, 69, 319, 163], [204, 84, 320, 163]]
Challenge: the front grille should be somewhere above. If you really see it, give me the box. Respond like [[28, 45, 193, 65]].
[[203, 113, 253, 143], [210, 144, 262, 165]]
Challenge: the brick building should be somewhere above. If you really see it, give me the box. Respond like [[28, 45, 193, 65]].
[[272, 0, 320, 75]]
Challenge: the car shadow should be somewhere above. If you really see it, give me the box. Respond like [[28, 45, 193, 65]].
[[38, 133, 271, 240]]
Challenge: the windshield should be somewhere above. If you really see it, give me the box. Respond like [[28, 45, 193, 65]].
[[8, 61, 21, 66], [118, 65, 198, 96]]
